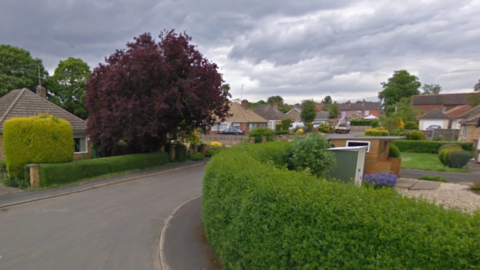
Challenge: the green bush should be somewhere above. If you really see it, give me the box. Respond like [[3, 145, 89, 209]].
[[175, 144, 187, 162], [350, 119, 376, 126], [448, 151, 472, 168], [392, 140, 473, 154], [365, 128, 389, 136], [275, 123, 282, 132], [388, 143, 401, 158], [439, 147, 461, 165], [38, 152, 169, 187], [404, 121, 419, 129], [399, 131, 411, 140], [189, 152, 205, 161], [318, 123, 330, 133], [275, 130, 289, 135], [410, 130, 425, 140], [438, 143, 463, 152], [4, 114, 74, 179], [0, 160, 6, 173], [205, 149, 220, 157], [304, 122, 313, 133], [371, 119, 379, 128], [249, 127, 274, 143], [203, 144, 480, 270], [290, 133, 336, 177], [281, 118, 291, 131], [418, 176, 448, 182]]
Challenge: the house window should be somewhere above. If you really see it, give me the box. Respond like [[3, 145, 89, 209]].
[[219, 123, 229, 131], [462, 126, 467, 137], [232, 123, 240, 129], [346, 140, 371, 152], [74, 137, 87, 153], [259, 123, 267, 128], [365, 110, 370, 116], [356, 111, 362, 116], [249, 123, 258, 130]]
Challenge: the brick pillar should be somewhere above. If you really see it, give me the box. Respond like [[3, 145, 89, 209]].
[[28, 164, 40, 187], [250, 138, 255, 144], [200, 144, 206, 154], [169, 144, 176, 161]]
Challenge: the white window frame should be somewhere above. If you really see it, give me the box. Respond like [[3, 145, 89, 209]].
[[346, 140, 371, 152], [74, 136, 88, 154], [356, 111, 362, 116], [365, 110, 370, 116]]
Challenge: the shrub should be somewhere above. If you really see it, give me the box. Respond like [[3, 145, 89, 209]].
[[290, 133, 336, 177], [439, 143, 464, 152], [189, 152, 205, 161], [439, 148, 461, 165], [281, 118, 291, 131], [175, 144, 187, 162], [418, 176, 448, 182], [350, 119, 376, 126], [295, 128, 304, 134], [203, 144, 480, 270], [38, 152, 169, 187], [410, 130, 425, 140], [365, 128, 389, 136], [4, 114, 74, 179], [0, 160, 6, 173], [304, 122, 313, 133], [249, 127, 274, 143], [448, 151, 472, 168], [275, 130, 289, 135], [392, 140, 473, 153], [318, 123, 330, 133], [205, 149, 220, 157], [209, 141, 222, 147], [371, 119, 379, 128], [388, 143, 401, 158], [404, 121, 419, 129], [399, 131, 411, 139], [275, 123, 282, 132], [363, 173, 397, 188]]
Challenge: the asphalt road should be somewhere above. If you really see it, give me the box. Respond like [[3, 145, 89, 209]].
[[401, 168, 479, 184], [0, 166, 205, 270]]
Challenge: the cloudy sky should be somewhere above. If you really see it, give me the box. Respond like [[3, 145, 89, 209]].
[[1, 0, 479, 104]]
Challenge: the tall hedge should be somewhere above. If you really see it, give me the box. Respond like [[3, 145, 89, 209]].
[[4, 114, 74, 179], [38, 152, 169, 187], [203, 143, 480, 269], [393, 140, 473, 153], [350, 119, 375, 126], [281, 118, 291, 131]]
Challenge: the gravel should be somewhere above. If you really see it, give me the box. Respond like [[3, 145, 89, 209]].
[[400, 182, 480, 214]]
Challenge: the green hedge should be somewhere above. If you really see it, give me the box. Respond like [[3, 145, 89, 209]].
[[304, 123, 313, 133], [389, 143, 401, 158], [4, 114, 74, 179], [350, 119, 376, 126], [249, 127, 274, 143], [281, 118, 291, 131], [365, 128, 389, 136], [203, 143, 480, 269], [175, 144, 187, 162], [410, 130, 425, 140], [393, 140, 473, 153], [189, 152, 205, 161], [275, 123, 282, 132], [38, 152, 169, 187]]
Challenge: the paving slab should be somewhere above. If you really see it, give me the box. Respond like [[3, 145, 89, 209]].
[[409, 180, 441, 190], [396, 178, 418, 188]]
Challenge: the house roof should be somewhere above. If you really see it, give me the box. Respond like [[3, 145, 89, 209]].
[[459, 113, 480, 126], [224, 102, 267, 123], [315, 111, 329, 120], [339, 102, 381, 111], [456, 104, 480, 120], [253, 104, 285, 121], [445, 105, 472, 119], [286, 107, 301, 115], [0, 89, 87, 133], [412, 93, 471, 106], [419, 109, 450, 120]]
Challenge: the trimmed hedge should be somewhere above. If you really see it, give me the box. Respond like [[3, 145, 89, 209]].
[[203, 143, 480, 269], [365, 128, 389, 136], [318, 123, 330, 133], [249, 127, 274, 143], [448, 151, 472, 168], [175, 144, 187, 162], [275, 130, 289, 135], [388, 143, 401, 158], [304, 123, 313, 133], [409, 130, 425, 140], [281, 118, 291, 131], [205, 149, 221, 157], [404, 121, 418, 129], [275, 123, 282, 132], [393, 140, 473, 154], [38, 152, 169, 187], [189, 152, 205, 161], [4, 114, 74, 179], [350, 119, 376, 126]]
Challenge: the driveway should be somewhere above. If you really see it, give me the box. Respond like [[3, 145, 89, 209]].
[[401, 168, 479, 184], [0, 165, 205, 270]]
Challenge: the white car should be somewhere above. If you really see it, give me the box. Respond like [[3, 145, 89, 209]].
[[289, 122, 305, 130], [313, 121, 327, 128]]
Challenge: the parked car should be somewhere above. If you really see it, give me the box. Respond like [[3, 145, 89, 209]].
[[289, 122, 305, 130], [219, 127, 245, 135], [426, 125, 441, 130], [313, 121, 327, 128]]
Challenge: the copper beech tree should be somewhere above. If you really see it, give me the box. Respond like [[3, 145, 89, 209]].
[[85, 30, 231, 156]]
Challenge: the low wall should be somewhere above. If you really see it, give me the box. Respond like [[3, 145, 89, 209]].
[[200, 134, 247, 145]]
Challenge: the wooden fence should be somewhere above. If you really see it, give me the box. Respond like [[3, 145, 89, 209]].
[[422, 129, 459, 141], [200, 134, 247, 145]]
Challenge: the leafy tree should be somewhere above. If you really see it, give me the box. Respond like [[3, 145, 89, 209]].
[[474, 79, 480, 92], [50, 57, 91, 119], [300, 100, 316, 123], [0, 44, 49, 96], [85, 30, 231, 156], [393, 97, 418, 122], [322, 95, 332, 104], [248, 100, 267, 109], [422, 84, 442, 95], [379, 115, 404, 132], [267, 95, 284, 105], [278, 103, 294, 113], [378, 70, 421, 109], [326, 103, 340, 119]]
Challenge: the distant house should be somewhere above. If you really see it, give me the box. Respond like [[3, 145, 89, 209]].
[[411, 93, 471, 116], [253, 103, 286, 130], [458, 113, 480, 143], [286, 108, 302, 122], [444, 105, 472, 129], [210, 100, 267, 135], [418, 109, 450, 130], [314, 111, 330, 122], [338, 101, 382, 119], [0, 88, 90, 161]]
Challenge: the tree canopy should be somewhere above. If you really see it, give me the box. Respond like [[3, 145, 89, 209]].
[[378, 70, 421, 108], [267, 95, 284, 105], [421, 84, 442, 95], [301, 100, 316, 123], [322, 95, 332, 104], [50, 57, 91, 119], [0, 44, 49, 96], [474, 79, 480, 92], [85, 30, 231, 156], [392, 97, 418, 122]]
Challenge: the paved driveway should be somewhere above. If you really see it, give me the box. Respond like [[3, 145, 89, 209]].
[[0, 166, 205, 270]]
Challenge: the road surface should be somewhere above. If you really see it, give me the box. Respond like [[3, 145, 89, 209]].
[[0, 166, 205, 270]]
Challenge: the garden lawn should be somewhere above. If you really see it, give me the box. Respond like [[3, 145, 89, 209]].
[[401, 152, 470, 173]]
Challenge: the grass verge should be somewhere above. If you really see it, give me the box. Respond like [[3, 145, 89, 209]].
[[401, 152, 470, 173]]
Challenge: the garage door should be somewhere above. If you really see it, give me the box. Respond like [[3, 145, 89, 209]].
[[422, 120, 444, 130]]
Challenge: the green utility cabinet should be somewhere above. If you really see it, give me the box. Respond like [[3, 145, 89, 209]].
[[327, 146, 367, 186]]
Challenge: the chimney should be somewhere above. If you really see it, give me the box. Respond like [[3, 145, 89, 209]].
[[241, 99, 249, 109], [36, 85, 46, 99], [273, 102, 279, 110]]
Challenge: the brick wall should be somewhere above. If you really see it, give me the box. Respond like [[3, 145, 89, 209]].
[[459, 125, 480, 143], [286, 110, 301, 122]]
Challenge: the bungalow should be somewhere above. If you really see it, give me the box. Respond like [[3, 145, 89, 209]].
[[286, 107, 302, 122], [458, 113, 480, 143], [0, 88, 91, 160], [339, 101, 382, 119], [445, 105, 472, 129], [210, 100, 268, 135], [418, 109, 449, 130], [253, 102, 286, 130], [314, 111, 330, 123]]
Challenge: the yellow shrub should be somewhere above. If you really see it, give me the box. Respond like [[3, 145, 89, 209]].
[[209, 141, 222, 147], [4, 114, 74, 179], [296, 128, 304, 134]]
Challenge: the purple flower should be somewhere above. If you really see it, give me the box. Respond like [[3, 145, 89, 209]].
[[363, 173, 397, 188]]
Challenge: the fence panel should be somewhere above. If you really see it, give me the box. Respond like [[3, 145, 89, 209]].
[[423, 129, 459, 141], [200, 134, 246, 145]]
